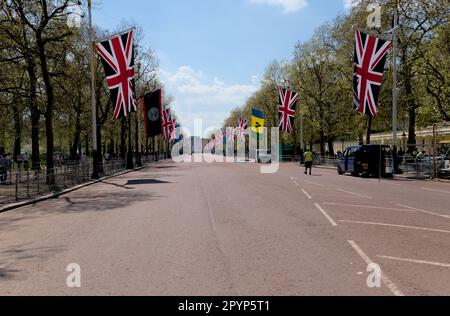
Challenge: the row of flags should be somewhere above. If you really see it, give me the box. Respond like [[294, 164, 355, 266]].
[[142, 89, 177, 142], [96, 29, 177, 142], [205, 84, 300, 149], [94, 28, 390, 146], [206, 29, 391, 145], [203, 84, 301, 150], [203, 118, 248, 151]]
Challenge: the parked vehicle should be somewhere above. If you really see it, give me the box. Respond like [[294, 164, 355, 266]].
[[338, 145, 393, 178], [437, 141, 450, 178]]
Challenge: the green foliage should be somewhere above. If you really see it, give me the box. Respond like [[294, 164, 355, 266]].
[[222, 0, 449, 152], [0, 1, 165, 164]]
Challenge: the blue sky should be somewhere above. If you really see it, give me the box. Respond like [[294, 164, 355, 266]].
[[92, 0, 354, 136]]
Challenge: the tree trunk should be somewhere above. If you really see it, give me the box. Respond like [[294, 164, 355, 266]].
[[85, 134, 89, 157], [30, 110, 40, 170], [70, 112, 81, 160], [319, 105, 325, 157], [26, 59, 41, 170], [359, 133, 364, 145], [135, 112, 141, 166], [120, 117, 127, 159], [36, 33, 55, 185], [127, 115, 134, 169], [12, 102, 22, 162], [319, 129, 325, 157], [327, 137, 335, 157], [366, 115, 372, 145], [407, 108, 417, 154], [110, 138, 114, 156]]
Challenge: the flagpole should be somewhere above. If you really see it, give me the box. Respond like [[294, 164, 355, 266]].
[[88, 0, 99, 179], [137, 109, 142, 166], [392, 0, 399, 174], [96, 27, 137, 43]]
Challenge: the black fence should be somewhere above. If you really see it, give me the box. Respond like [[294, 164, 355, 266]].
[[0, 154, 161, 206]]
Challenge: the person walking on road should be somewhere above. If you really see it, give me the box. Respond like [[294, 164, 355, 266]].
[[0, 154, 10, 184], [23, 152, 30, 171], [304, 149, 314, 175]]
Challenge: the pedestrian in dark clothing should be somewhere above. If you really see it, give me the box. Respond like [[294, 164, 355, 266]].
[[0, 154, 10, 184]]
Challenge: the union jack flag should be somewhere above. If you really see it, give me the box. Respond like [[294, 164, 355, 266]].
[[214, 131, 224, 146], [237, 119, 248, 141], [227, 127, 236, 143], [278, 86, 298, 133], [169, 119, 177, 142], [161, 108, 172, 141], [97, 30, 137, 120], [353, 30, 391, 117]]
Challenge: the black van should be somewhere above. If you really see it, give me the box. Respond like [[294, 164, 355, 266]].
[[338, 145, 393, 178]]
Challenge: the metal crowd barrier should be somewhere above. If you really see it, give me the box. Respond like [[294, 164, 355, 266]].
[[0, 155, 161, 206]]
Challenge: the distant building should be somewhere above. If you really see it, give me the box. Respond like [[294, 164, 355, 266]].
[[318, 122, 450, 155]]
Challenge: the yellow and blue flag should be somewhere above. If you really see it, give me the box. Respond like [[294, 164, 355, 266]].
[[251, 108, 265, 134]]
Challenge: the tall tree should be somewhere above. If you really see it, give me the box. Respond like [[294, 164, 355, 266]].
[[6, 0, 77, 183]]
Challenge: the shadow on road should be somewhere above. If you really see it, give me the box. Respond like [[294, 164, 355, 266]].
[[56, 190, 159, 213], [126, 179, 171, 185], [99, 180, 135, 190], [0, 244, 66, 281], [0, 268, 20, 280], [0, 177, 162, 232], [0, 216, 27, 231]]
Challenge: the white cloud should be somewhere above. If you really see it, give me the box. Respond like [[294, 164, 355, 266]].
[[343, 0, 360, 10], [160, 66, 259, 136], [249, 0, 308, 13]]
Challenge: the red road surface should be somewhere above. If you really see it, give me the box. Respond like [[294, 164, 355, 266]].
[[0, 161, 449, 295]]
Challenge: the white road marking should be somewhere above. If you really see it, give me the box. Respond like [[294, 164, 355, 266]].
[[396, 203, 450, 219], [290, 177, 313, 199], [340, 220, 450, 234], [323, 203, 416, 213], [314, 203, 337, 227], [422, 188, 450, 194], [312, 194, 345, 198], [290, 177, 301, 186], [348, 240, 404, 297], [303, 180, 326, 187], [336, 189, 373, 199], [301, 188, 313, 199], [377, 255, 450, 268]]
